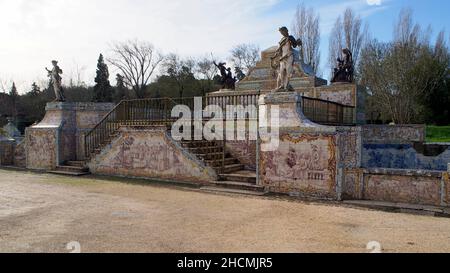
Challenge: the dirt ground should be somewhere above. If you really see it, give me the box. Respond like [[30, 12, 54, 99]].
[[1, 169, 450, 253]]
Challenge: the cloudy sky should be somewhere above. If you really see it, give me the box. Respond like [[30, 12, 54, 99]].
[[0, 0, 449, 93]]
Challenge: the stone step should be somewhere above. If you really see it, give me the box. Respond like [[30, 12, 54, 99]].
[[56, 165, 90, 173], [196, 152, 230, 160], [214, 164, 245, 174], [204, 158, 238, 167], [187, 146, 223, 154], [209, 181, 264, 192], [65, 161, 86, 167], [219, 172, 257, 183], [200, 186, 266, 196], [48, 170, 90, 176], [181, 141, 220, 148]]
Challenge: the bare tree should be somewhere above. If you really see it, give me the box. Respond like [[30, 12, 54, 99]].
[[163, 53, 197, 98], [196, 55, 218, 95], [108, 40, 164, 98], [292, 3, 321, 73], [329, 8, 368, 76], [68, 62, 87, 88], [229, 44, 260, 74], [359, 9, 449, 124], [393, 8, 421, 45]]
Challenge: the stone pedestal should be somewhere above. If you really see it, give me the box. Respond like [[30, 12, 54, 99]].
[[257, 91, 353, 200], [258, 91, 335, 133], [25, 102, 114, 170]]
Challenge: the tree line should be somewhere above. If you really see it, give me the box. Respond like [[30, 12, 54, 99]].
[[0, 4, 449, 129], [0, 42, 261, 131], [293, 4, 449, 125]]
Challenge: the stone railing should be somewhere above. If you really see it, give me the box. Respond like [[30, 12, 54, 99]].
[[362, 124, 426, 144]]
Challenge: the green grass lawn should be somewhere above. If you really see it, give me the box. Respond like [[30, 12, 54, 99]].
[[426, 126, 450, 143]]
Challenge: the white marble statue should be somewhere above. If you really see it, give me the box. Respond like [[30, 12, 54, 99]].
[[46, 60, 65, 102], [271, 27, 302, 92]]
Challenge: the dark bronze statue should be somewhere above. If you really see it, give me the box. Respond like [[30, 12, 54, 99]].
[[214, 61, 236, 90], [331, 48, 354, 83]]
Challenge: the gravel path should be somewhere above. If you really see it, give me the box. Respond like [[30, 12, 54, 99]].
[[1, 169, 450, 253]]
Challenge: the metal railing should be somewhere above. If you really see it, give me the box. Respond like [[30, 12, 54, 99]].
[[85, 93, 355, 158], [301, 96, 355, 125], [84, 98, 181, 158]]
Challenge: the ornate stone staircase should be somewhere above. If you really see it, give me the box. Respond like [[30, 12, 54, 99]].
[[202, 170, 265, 196], [178, 134, 265, 195], [47, 97, 265, 196]]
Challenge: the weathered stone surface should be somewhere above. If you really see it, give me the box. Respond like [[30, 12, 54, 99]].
[[89, 126, 217, 183], [444, 172, 450, 206], [363, 172, 442, 207], [25, 102, 114, 170], [261, 133, 338, 199], [360, 125, 449, 171], [26, 128, 57, 170], [342, 168, 448, 207], [337, 127, 362, 169], [362, 124, 425, 144], [342, 169, 363, 200], [0, 139, 15, 166], [362, 143, 450, 171], [226, 140, 257, 170], [13, 139, 26, 168], [259, 92, 335, 133], [315, 84, 356, 106]]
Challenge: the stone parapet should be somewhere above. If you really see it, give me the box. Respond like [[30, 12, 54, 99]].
[[343, 167, 449, 207], [362, 124, 426, 144], [88, 126, 217, 183]]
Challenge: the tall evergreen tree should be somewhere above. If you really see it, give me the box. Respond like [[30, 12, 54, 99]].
[[9, 82, 18, 98], [9, 82, 18, 119], [113, 74, 127, 102], [93, 54, 113, 102], [30, 82, 41, 96]]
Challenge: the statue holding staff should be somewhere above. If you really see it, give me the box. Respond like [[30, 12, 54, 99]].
[[46, 60, 65, 102], [271, 26, 302, 92]]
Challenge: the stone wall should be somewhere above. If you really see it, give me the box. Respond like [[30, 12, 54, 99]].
[[88, 126, 217, 183], [315, 84, 356, 107], [343, 168, 449, 207], [362, 143, 450, 171], [0, 139, 15, 166], [362, 124, 426, 144], [361, 125, 449, 171], [226, 140, 257, 170], [337, 127, 362, 169], [13, 139, 26, 168], [261, 132, 338, 199], [26, 128, 58, 170], [25, 102, 113, 170]]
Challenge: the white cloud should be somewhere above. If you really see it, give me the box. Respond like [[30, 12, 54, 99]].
[[367, 0, 382, 6], [0, 0, 285, 92], [0, 0, 390, 92]]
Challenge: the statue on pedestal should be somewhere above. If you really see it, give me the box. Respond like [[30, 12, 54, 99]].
[[331, 48, 354, 83], [271, 27, 302, 92], [46, 60, 65, 102], [214, 61, 236, 90]]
